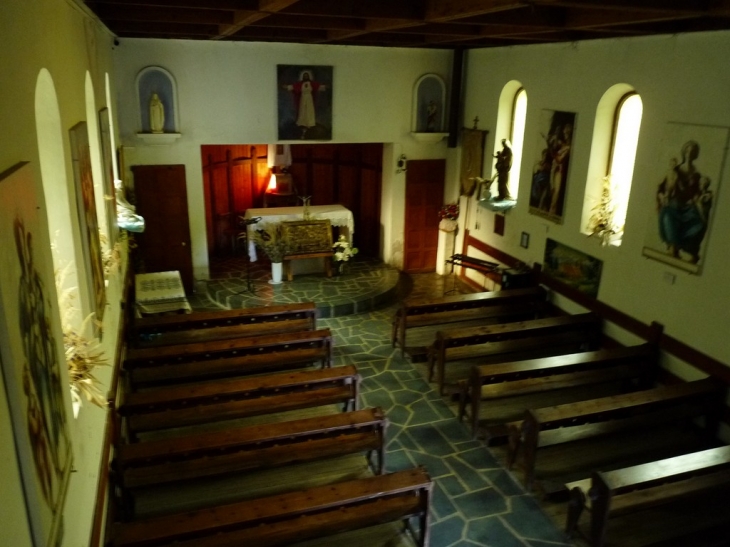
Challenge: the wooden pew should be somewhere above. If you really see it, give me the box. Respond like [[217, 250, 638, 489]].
[[392, 286, 549, 358], [119, 365, 360, 440], [509, 377, 726, 491], [565, 445, 730, 547], [458, 344, 658, 441], [132, 302, 317, 348], [109, 467, 432, 547], [113, 408, 388, 518], [430, 312, 602, 395], [124, 328, 333, 388]]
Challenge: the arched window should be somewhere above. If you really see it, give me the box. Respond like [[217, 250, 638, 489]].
[[582, 85, 642, 246], [489, 82, 527, 203], [607, 93, 642, 235]]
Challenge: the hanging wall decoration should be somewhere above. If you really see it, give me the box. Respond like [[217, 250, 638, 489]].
[[460, 127, 488, 196], [69, 122, 106, 324], [277, 65, 333, 141], [642, 122, 729, 274], [0, 162, 73, 547], [529, 109, 576, 224]]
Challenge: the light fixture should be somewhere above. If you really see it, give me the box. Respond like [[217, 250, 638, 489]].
[[396, 154, 407, 174]]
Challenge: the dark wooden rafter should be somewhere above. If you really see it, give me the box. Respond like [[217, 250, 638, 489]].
[[84, 0, 730, 47]]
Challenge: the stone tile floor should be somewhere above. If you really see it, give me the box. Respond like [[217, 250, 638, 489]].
[[189, 260, 573, 547]]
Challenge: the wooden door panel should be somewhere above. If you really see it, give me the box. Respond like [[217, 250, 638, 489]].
[[404, 159, 445, 273], [132, 164, 194, 293]]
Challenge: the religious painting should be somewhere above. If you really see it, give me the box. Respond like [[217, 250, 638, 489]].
[[98, 107, 118, 244], [642, 122, 729, 274], [0, 162, 73, 547], [412, 74, 446, 133], [277, 65, 333, 141], [529, 110, 576, 224], [543, 238, 603, 298], [460, 128, 488, 196], [69, 122, 106, 323]]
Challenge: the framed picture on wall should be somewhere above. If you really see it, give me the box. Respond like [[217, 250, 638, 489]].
[[0, 162, 73, 547], [69, 121, 106, 325], [529, 110, 576, 224], [460, 128, 488, 196], [642, 122, 729, 274], [277, 65, 333, 141], [543, 238, 603, 298]]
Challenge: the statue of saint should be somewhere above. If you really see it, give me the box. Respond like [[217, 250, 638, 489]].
[[149, 93, 165, 134], [494, 139, 513, 201]]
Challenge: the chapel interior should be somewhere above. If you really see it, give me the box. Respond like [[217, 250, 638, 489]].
[[4, 2, 730, 547]]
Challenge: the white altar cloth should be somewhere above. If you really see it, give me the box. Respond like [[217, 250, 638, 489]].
[[244, 205, 354, 273]]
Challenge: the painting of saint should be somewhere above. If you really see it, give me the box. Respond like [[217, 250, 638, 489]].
[[529, 110, 576, 224], [642, 123, 729, 274], [278, 65, 333, 141], [70, 122, 106, 324]]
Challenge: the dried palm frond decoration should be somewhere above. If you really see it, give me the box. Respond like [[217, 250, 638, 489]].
[[99, 230, 123, 277], [586, 176, 623, 246], [55, 263, 108, 408]]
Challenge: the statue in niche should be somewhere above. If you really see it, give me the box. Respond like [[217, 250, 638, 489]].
[[426, 100, 438, 132], [149, 93, 165, 133], [494, 138, 513, 200]]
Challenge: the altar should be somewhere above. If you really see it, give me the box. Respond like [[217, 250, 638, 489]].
[[243, 205, 354, 276]]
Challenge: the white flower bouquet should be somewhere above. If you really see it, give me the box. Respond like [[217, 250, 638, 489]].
[[332, 235, 358, 264]]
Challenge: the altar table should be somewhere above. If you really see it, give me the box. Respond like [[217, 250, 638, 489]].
[[244, 205, 354, 258]]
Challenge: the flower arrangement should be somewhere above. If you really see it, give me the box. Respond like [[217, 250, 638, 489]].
[[55, 263, 108, 408], [438, 203, 460, 221], [332, 235, 358, 264], [586, 176, 622, 246], [251, 225, 288, 262], [438, 202, 460, 232]]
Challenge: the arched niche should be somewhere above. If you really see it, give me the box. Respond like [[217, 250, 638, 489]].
[[135, 66, 180, 143], [411, 73, 448, 144]]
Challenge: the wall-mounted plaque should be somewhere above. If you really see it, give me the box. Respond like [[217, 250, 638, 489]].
[[281, 219, 332, 254]]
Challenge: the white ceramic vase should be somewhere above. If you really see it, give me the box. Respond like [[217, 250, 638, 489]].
[[269, 262, 283, 285]]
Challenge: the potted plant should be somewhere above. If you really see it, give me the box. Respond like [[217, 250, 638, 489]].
[[253, 226, 288, 284], [332, 235, 358, 274], [586, 176, 622, 246]]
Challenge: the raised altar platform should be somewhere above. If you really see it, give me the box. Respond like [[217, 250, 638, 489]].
[[202, 256, 400, 318]]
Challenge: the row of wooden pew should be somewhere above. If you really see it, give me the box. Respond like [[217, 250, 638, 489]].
[[393, 285, 730, 546], [107, 302, 433, 547]]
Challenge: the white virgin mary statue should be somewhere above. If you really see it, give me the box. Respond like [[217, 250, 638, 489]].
[[149, 93, 165, 133]]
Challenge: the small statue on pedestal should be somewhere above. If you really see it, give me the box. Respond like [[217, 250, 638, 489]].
[[149, 93, 165, 134], [493, 138, 513, 201]]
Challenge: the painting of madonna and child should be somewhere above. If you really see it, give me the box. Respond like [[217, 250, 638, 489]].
[[642, 123, 729, 274], [277, 65, 333, 141]]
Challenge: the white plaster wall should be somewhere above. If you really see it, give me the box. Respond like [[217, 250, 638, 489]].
[[462, 32, 730, 368], [112, 40, 454, 278], [0, 1, 122, 546]]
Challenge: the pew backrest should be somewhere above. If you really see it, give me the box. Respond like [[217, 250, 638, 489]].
[[392, 286, 548, 357], [132, 302, 317, 347], [119, 365, 360, 438], [110, 467, 432, 547]]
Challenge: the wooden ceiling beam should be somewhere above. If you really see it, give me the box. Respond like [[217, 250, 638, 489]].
[[250, 14, 364, 31], [533, 0, 706, 15], [107, 20, 219, 36], [215, 0, 300, 39], [565, 8, 701, 29], [425, 0, 529, 23], [92, 5, 235, 25], [88, 0, 258, 10], [278, 0, 424, 21]]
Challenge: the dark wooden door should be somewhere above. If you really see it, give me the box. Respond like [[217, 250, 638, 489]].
[[404, 159, 445, 273], [132, 164, 194, 293]]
